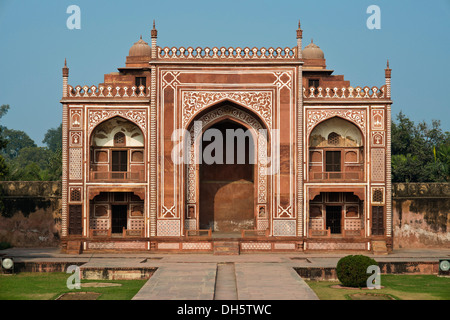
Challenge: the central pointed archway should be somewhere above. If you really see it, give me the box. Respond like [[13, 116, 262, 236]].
[[184, 103, 271, 235], [199, 120, 255, 232]]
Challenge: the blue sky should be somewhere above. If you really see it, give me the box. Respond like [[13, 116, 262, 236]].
[[0, 0, 449, 146]]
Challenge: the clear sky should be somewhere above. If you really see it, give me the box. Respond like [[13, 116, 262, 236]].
[[0, 0, 449, 146]]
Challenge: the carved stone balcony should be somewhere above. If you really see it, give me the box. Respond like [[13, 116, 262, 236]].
[[309, 171, 363, 182], [89, 170, 145, 182]]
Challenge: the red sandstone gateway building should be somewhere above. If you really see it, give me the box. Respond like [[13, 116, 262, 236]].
[[60, 22, 393, 254]]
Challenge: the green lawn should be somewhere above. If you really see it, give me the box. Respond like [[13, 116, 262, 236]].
[[0, 272, 147, 300], [306, 275, 450, 300], [2, 272, 449, 300]]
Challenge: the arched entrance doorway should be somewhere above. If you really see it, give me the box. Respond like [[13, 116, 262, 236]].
[[199, 120, 255, 232], [184, 104, 270, 235]]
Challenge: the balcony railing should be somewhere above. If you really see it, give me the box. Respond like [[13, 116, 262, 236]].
[[309, 228, 331, 238], [308, 228, 364, 238], [90, 171, 144, 182], [66, 85, 150, 98], [89, 228, 144, 238], [309, 171, 363, 181], [303, 85, 387, 99], [158, 46, 297, 60]]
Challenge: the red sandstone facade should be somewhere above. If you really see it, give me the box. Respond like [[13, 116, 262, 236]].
[[60, 22, 393, 253]]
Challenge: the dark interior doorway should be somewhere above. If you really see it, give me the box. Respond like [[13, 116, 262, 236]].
[[372, 206, 384, 235], [326, 206, 342, 234], [111, 205, 128, 233], [112, 150, 127, 172], [199, 120, 255, 232], [325, 151, 341, 172]]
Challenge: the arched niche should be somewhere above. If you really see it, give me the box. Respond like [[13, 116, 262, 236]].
[[89, 116, 145, 182], [308, 117, 364, 182], [309, 117, 363, 148], [91, 116, 144, 147]]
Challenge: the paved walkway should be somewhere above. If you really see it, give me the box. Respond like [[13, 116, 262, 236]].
[[215, 263, 238, 300], [132, 263, 217, 300], [131, 261, 319, 300], [234, 263, 318, 300]]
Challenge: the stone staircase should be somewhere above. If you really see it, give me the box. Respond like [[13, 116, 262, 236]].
[[66, 240, 83, 254], [213, 241, 240, 255], [371, 240, 388, 255]]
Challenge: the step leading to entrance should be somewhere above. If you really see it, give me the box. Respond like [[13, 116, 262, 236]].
[[213, 241, 240, 255], [372, 240, 388, 255]]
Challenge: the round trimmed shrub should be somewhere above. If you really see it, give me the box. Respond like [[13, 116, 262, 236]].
[[336, 255, 378, 288], [0, 241, 12, 250]]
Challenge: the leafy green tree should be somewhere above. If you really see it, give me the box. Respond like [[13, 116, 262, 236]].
[[41, 148, 62, 181], [391, 111, 449, 182], [42, 124, 62, 152], [0, 128, 36, 160], [0, 104, 9, 180], [0, 104, 9, 119], [434, 143, 450, 181], [6, 147, 53, 181], [0, 104, 62, 181], [18, 163, 43, 181], [0, 104, 10, 213], [42, 124, 62, 181]]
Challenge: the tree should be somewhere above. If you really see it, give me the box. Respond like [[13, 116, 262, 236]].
[[0, 104, 62, 181], [0, 104, 9, 213], [6, 147, 53, 181], [0, 104, 9, 119], [0, 104, 9, 179], [42, 124, 62, 152], [0, 128, 36, 160], [391, 111, 450, 182], [41, 148, 62, 181]]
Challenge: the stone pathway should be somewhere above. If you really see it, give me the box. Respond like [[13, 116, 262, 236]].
[[214, 263, 238, 300], [132, 263, 217, 300], [132, 261, 318, 300], [235, 263, 319, 300]]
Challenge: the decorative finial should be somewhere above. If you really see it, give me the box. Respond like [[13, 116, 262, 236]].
[[385, 59, 392, 78], [311, 38, 313, 43], [62, 58, 69, 77], [296, 20, 303, 39], [151, 19, 158, 38], [140, 34, 142, 40]]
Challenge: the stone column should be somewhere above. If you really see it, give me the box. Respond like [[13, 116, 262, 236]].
[[297, 21, 304, 238], [385, 60, 392, 238], [149, 22, 158, 237], [61, 60, 69, 236]]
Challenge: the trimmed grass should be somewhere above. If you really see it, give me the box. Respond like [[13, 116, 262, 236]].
[[306, 275, 450, 300], [0, 272, 147, 300]]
